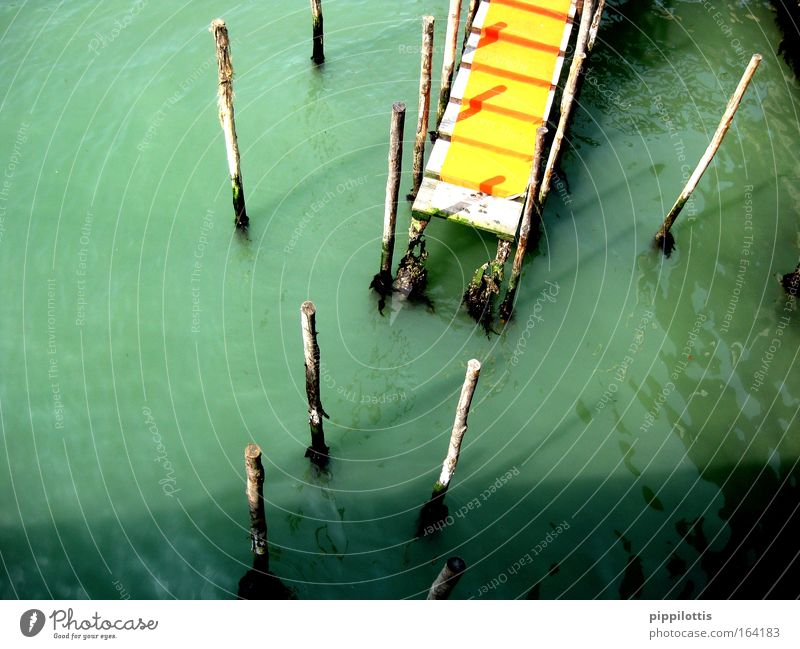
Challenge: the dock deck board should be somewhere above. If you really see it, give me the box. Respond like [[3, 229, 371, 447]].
[[412, 0, 575, 239]]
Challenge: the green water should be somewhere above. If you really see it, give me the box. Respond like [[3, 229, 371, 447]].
[[1, 0, 798, 600]]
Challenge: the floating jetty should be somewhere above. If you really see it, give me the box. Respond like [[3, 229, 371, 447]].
[[412, 0, 576, 240]]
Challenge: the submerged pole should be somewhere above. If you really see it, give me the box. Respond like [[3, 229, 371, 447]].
[[654, 53, 762, 254], [463, 240, 512, 332], [500, 126, 548, 323], [436, 0, 462, 127], [301, 301, 330, 467], [393, 217, 430, 299], [410, 16, 435, 200], [427, 557, 467, 600], [210, 19, 248, 230], [372, 103, 406, 298], [245, 443, 268, 560], [310, 0, 324, 64], [538, 0, 594, 206], [419, 360, 481, 534]]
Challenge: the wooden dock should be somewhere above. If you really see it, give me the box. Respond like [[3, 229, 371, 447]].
[[412, 0, 576, 240]]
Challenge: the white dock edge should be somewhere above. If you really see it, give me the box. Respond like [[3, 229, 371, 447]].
[[411, 177, 524, 240]]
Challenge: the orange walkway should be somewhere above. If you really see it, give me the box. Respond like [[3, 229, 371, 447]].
[[440, 0, 573, 198]]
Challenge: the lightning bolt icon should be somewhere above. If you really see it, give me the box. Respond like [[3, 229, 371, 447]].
[[28, 612, 37, 632]]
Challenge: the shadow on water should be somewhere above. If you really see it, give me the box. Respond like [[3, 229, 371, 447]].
[[5, 447, 797, 599], [237, 554, 293, 600], [770, 0, 800, 77], [631, 248, 800, 598], [671, 469, 800, 598]]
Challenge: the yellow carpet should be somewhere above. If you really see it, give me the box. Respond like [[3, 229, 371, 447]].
[[440, 0, 573, 197]]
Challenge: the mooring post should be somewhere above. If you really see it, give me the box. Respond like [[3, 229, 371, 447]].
[[500, 126, 548, 323], [310, 0, 324, 64], [419, 359, 481, 534], [462, 0, 480, 52], [238, 443, 291, 599], [301, 301, 330, 467], [210, 19, 248, 230], [654, 54, 762, 253], [427, 557, 467, 599], [539, 0, 594, 206], [410, 16, 435, 200], [587, 0, 606, 51], [436, 0, 462, 127], [245, 443, 268, 561], [371, 103, 406, 298], [383, 102, 407, 271]]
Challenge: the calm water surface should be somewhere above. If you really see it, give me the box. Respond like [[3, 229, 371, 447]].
[[0, 0, 798, 599]]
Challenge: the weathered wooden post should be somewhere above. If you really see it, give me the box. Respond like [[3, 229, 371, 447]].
[[237, 443, 291, 600], [427, 557, 467, 599], [419, 360, 481, 534], [587, 0, 606, 51], [310, 0, 324, 64], [371, 102, 406, 300], [245, 443, 268, 559], [538, 0, 594, 206], [462, 0, 480, 52], [500, 126, 548, 323], [436, 0, 463, 127], [210, 19, 248, 230], [654, 54, 762, 254], [409, 16, 435, 200], [301, 301, 330, 467]]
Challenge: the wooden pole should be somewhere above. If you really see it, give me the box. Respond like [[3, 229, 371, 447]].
[[210, 19, 248, 230], [372, 103, 406, 297], [419, 360, 481, 534], [427, 557, 467, 600], [538, 0, 594, 206], [301, 301, 330, 467], [237, 443, 292, 600], [245, 443, 268, 560], [436, 0, 462, 127], [310, 0, 324, 65], [436, 359, 480, 495], [655, 54, 762, 252], [587, 0, 606, 52], [383, 101, 406, 272], [462, 0, 480, 52], [500, 126, 548, 322], [410, 16, 435, 200]]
